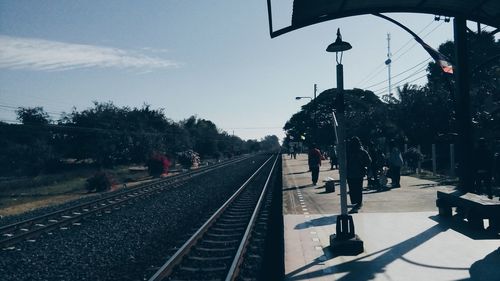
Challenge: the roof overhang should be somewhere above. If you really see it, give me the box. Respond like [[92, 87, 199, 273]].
[[268, 0, 500, 38]]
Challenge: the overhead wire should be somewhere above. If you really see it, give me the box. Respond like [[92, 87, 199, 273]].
[[363, 58, 430, 90], [0, 103, 65, 119], [391, 22, 444, 63], [361, 21, 445, 96], [372, 65, 428, 95], [355, 19, 436, 87]]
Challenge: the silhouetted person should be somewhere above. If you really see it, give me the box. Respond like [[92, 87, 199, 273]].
[[367, 143, 385, 190], [388, 141, 403, 188], [328, 145, 338, 170], [289, 145, 295, 159], [474, 138, 493, 199], [347, 137, 371, 208], [308, 144, 322, 185]]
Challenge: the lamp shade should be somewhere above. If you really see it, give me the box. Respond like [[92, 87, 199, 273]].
[[326, 28, 352, 53]]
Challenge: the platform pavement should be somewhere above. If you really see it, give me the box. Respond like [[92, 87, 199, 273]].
[[282, 153, 499, 281]]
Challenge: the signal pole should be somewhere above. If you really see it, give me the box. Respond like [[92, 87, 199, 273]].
[[385, 33, 392, 97]]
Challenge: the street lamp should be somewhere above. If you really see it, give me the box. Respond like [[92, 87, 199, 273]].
[[295, 84, 319, 143], [327, 28, 364, 255]]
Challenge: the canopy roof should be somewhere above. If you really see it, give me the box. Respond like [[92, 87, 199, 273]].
[[269, 0, 500, 37]]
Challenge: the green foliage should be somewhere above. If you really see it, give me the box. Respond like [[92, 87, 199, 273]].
[[85, 172, 112, 192], [181, 116, 219, 158], [260, 135, 280, 152], [284, 31, 499, 149], [16, 107, 51, 125], [284, 88, 391, 147], [425, 32, 500, 142], [390, 84, 453, 145], [177, 150, 200, 169], [3, 102, 278, 177]]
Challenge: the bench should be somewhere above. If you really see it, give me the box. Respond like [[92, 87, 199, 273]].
[[436, 189, 500, 231]]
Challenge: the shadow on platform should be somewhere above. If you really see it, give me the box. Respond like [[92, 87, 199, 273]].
[[283, 184, 313, 192], [286, 171, 311, 176], [429, 215, 500, 240], [469, 247, 500, 281], [286, 222, 450, 281], [294, 215, 337, 230]]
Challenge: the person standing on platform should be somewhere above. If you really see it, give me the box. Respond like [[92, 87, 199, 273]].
[[368, 143, 385, 190], [308, 143, 322, 186], [347, 137, 371, 208], [388, 141, 403, 188], [289, 145, 295, 159], [328, 145, 338, 170]]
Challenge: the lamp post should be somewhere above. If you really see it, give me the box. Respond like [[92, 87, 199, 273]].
[[295, 84, 318, 143], [327, 28, 363, 255]]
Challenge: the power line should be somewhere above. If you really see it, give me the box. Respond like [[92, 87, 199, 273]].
[[356, 19, 436, 87], [373, 73, 428, 96], [0, 104, 65, 117], [222, 127, 282, 130], [391, 20, 436, 57], [363, 22, 443, 92], [359, 21, 443, 90], [0, 122, 183, 137], [391, 22, 444, 63], [364, 58, 430, 90], [372, 67, 428, 95]]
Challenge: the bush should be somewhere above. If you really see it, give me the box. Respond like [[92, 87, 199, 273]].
[[147, 153, 171, 177], [177, 150, 200, 169], [86, 172, 112, 192]]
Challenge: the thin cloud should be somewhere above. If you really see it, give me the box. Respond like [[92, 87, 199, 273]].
[[0, 35, 180, 71]]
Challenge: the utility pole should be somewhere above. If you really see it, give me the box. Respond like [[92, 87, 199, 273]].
[[313, 84, 317, 142], [385, 33, 392, 98]]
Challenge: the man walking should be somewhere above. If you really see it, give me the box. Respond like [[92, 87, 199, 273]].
[[308, 143, 322, 186]]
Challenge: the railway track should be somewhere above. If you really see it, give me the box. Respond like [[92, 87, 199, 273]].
[[148, 153, 280, 281], [0, 155, 254, 249]]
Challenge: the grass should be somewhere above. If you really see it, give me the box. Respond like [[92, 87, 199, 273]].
[[0, 165, 153, 216]]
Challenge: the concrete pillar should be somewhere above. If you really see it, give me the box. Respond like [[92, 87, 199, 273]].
[[454, 17, 474, 192]]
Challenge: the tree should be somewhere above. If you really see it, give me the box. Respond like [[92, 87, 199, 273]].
[[389, 84, 453, 146], [426, 31, 500, 142], [181, 116, 220, 158], [16, 107, 51, 125], [260, 135, 280, 152], [284, 88, 392, 148], [60, 102, 175, 167]]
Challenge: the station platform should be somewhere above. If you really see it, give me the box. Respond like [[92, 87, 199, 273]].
[[282, 154, 499, 281]]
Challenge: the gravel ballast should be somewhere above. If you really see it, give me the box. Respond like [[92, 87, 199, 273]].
[[0, 155, 269, 281]]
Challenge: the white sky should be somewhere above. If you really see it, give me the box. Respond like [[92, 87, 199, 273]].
[[0, 1, 497, 141]]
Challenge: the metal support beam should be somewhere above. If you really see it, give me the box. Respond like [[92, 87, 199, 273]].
[[453, 17, 474, 193]]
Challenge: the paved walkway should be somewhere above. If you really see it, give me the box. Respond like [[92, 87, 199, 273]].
[[282, 154, 499, 281]]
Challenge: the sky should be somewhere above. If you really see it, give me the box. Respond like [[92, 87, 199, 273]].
[[0, 1, 497, 141]]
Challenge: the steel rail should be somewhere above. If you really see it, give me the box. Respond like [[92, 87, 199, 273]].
[[0, 155, 254, 248], [148, 154, 275, 281], [225, 153, 279, 281]]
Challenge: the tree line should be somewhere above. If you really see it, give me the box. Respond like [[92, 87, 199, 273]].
[[284, 30, 499, 153], [0, 102, 280, 176]]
